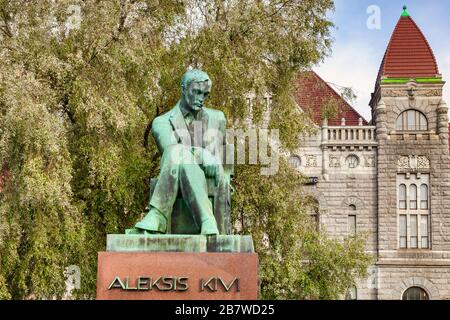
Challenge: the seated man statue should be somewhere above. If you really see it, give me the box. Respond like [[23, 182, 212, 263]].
[[134, 69, 228, 235]]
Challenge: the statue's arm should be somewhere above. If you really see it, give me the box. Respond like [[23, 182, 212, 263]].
[[151, 116, 178, 154], [219, 111, 227, 147], [194, 110, 227, 163]]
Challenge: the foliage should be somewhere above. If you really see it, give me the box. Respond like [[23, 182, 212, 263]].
[[233, 160, 372, 300], [340, 86, 358, 106], [0, 0, 371, 299], [321, 97, 339, 122]]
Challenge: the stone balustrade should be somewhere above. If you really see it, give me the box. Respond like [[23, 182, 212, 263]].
[[322, 126, 378, 148]]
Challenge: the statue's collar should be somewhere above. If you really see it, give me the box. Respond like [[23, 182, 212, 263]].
[[178, 100, 203, 120]]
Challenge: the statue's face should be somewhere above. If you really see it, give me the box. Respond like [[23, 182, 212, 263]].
[[183, 81, 210, 112]]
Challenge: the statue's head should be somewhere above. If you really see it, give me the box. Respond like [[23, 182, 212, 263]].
[[180, 69, 212, 112]]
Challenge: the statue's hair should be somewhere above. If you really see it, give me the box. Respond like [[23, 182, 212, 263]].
[[181, 69, 212, 89]]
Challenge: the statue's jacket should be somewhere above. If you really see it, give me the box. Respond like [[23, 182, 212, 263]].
[[151, 101, 227, 159]]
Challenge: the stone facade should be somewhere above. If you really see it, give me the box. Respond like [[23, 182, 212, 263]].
[[290, 7, 450, 300], [294, 80, 450, 299], [368, 81, 450, 300], [294, 123, 379, 299]]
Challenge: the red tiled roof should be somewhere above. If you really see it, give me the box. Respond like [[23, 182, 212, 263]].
[[296, 71, 368, 126], [375, 14, 439, 86]]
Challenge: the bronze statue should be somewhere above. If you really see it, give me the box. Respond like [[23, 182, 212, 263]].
[[133, 69, 232, 236]]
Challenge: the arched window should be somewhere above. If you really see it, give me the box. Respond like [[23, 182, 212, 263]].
[[420, 184, 428, 209], [399, 184, 406, 209], [409, 184, 417, 210], [289, 155, 302, 169], [348, 205, 356, 236], [402, 287, 429, 300], [396, 110, 428, 131]]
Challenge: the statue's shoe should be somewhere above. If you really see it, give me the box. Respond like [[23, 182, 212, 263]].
[[135, 210, 167, 233], [200, 219, 219, 235], [125, 228, 143, 235], [125, 228, 163, 235]]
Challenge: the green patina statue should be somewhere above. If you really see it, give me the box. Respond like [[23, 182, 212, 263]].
[[131, 69, 233, 236]]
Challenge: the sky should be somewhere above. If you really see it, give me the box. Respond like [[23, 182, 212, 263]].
[[315, 0, 450, 122]]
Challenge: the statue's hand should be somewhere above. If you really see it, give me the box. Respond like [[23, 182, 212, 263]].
[[201, 149, 219, 167], [199, 149, 223, 186], [204, 163, 224, 186], [204, 164, 217, 178]]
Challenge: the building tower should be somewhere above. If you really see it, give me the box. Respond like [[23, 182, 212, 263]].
[[370, 6, 450, 300]]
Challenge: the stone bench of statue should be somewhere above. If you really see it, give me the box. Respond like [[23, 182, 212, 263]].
[[126, 69, 234, 236]]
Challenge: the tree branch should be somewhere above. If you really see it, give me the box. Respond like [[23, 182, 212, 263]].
[[143, 105, 160, 149], [0, 8, 13, 38], [84, 0, 130, 67], [61, 94, 76, 125]]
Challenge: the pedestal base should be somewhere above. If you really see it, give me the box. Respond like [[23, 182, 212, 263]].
[[96, 235, 259, 300], [106, 234, 255, 253]]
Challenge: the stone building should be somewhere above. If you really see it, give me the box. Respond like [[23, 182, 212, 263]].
[[292, 8, 450, 300]]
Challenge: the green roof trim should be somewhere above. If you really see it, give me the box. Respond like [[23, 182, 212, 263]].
[[415, 77, 443, 83], [401, 5, 409, 17], [381, 77, 443, 84]]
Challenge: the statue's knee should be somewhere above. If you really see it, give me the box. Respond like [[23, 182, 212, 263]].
[[178, 163, 192, 174], [178, 163, 204, 178]]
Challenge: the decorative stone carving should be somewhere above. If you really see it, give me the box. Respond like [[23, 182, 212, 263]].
[[305, 155, 317, 167], [422, 89, 443, 97], [398, 156, 410, 169], [345, 155, 359, 168], [397, 155, 430, 170], [364, 155, 376, 167], [417, 156, 430, 169], [383, 89, 409, 97], [383, 89, 442, 97], [407, 86, 416, 98], [329, 155, 341, 168]]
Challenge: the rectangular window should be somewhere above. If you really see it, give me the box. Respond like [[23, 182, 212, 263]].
[[410, 215, 418, 248], [398, 174, 430, 250], [421, 215, 429, 249], [420, 199, 428, 210], [348, 215, 356, 236], [399, 215, 407, 249]]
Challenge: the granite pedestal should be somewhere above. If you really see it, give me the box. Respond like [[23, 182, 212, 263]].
[[96, 234, 258, 300]]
